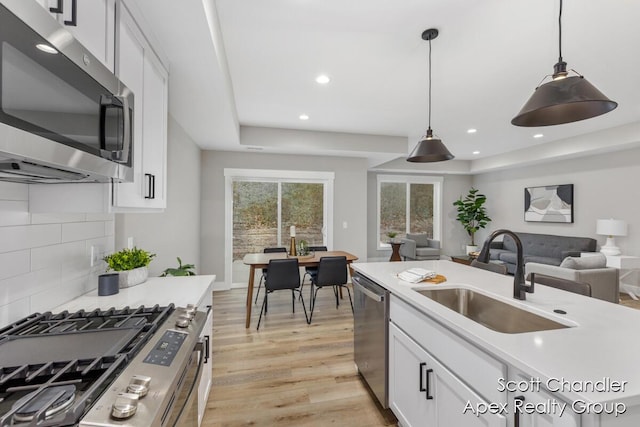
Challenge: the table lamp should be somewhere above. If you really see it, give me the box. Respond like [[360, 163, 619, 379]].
[[596, 219, 627, 256]]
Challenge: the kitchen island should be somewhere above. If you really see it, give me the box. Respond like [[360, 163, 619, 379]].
[[353, 260, 640, 427]]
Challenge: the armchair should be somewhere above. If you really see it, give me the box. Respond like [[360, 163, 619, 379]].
[[525, 254, 619, 303], [399, 233, 440, 261]]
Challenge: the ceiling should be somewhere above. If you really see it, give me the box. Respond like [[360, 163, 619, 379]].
[[130, 0, 640, 167]]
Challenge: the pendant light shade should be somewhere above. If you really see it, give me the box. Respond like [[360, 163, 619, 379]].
[[407, 28, 454, 163], [511, 75, 618, 127], [407, 129, 454, 162], [512, 0, 617, 127]]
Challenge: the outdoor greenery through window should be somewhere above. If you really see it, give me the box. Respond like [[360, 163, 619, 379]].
[[377, 175, 442, 248], [226, 169, 334, 285]]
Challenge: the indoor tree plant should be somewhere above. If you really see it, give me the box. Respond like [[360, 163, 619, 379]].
[[103, 247, 155, 288], [453, 188, 491, 254]]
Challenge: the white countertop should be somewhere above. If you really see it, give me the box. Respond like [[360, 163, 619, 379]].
[[53, 275, 216, 312], [353, 260, 640, 406]]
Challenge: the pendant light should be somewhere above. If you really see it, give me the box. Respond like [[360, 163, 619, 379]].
[[511, 0, 617, 127], [407, 28, 454, 163]]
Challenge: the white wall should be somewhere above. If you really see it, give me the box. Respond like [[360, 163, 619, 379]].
[[0, 182, 114, 325], [472, 146, 640, 257], [116, 116, 202, 277], [200, 150, 368, 283]]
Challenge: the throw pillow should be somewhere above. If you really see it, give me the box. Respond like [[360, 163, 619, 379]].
[[560, 253, 607, 270]]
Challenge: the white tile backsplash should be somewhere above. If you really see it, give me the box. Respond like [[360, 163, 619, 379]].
[[32, 241, 86, 271], [0, 182, 27, 200], [0, 224, 61, 253], [61, 221, 105, 243], [0, 184, 115, 324], [31, 212, 86, 224], [0, 250, 30, 280], [0, 201, 30, 226]]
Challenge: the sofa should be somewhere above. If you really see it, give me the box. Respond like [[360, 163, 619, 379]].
[[399, 233, 440, 260], [485, 232, 597, 274], [525, 253, 619, 303]]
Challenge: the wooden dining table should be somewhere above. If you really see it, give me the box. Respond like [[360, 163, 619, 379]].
[[242, 250, 358, 328]]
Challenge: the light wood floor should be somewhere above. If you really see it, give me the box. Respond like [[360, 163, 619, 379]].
[[204, 287, 640, 426], [204, 286, 397, 427]]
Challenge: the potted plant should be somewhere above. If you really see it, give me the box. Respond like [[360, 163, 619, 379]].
[[103, 247, 155, 288], [386, 231, 398, 243], [453, 188, 491, 254], [160, 257, 196, 277]]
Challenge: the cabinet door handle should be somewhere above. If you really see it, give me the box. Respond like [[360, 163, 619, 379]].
[[49, 0, 63, 14], [151, 174, 156, 199], [514, 395, 525, 427], [419, 362, 426, 392], [425, 368, 434, 400], [144, 173, 153, 199], [203, 335, 210, 363], [63, 0, 77, 26]]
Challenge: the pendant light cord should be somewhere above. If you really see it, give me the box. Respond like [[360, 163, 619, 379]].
[[558, 0, 563, 62], [428, 37, 432, 130]]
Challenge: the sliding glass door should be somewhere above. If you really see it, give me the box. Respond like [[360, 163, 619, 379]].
[[225, 170, 334, 287]]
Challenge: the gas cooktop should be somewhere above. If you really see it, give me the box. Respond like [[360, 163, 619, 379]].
[[0, 305, 174, 426]]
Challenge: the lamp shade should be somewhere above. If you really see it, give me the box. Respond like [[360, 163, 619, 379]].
[[511, 76, 618, 127], [407, 136, 455, 162], [596, 219, 627, 236]]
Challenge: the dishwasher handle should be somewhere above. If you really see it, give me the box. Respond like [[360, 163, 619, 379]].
[[353, 276, 384, 302]]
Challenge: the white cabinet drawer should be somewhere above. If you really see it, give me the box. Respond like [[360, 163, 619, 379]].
[[390, 296, 506, 405]]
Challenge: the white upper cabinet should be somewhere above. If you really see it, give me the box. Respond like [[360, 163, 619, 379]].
[[35, 0, 116, 71], [111, 3, 168, 211]]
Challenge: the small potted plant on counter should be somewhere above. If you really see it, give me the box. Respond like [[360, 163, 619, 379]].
[[103, 247, 155, 288], [160, 257, 196, 277]]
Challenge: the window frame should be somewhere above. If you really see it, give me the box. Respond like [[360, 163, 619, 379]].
[[224, 168, 335, 287], [376, 174, 443, 250]]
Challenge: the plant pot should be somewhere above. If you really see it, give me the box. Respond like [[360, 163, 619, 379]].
[[466, 245, 478, 255], [118, 266, 149, 288]]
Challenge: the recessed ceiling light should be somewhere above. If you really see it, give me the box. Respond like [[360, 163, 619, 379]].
[[299, 114, 309, 120], [467, 128, 477, 134], [472, 151, 480, 155], [36, 43, 58, 54], [533, 133, 544, 138], [315, 75, 331, 84]]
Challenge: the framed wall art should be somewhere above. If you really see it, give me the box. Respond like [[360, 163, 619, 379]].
[[524, 184, 573, 223]]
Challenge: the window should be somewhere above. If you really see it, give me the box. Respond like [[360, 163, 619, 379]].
[[377, 175, 443, 249], [225, 169, 334, 286]]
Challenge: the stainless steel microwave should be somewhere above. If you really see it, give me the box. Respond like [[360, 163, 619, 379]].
[[0, 0, 133, 183]]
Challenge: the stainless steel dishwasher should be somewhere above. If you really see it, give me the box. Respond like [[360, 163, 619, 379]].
[[353, 271, 390, 408]]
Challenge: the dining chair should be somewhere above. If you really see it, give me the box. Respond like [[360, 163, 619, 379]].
[[300, 246, 328, 299], [309, 256, 352, 323], [254, 247, 287, 305], [527, 273, 592, 297], [257, 258, 308, 330], [470, 259, 508, 275]]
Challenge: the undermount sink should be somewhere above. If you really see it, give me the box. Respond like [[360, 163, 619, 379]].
[[415, 288, 570, 333]]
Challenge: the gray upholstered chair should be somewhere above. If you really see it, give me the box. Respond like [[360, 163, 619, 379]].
[[399, 233, 440, 260], [525, 253, 619, 303]]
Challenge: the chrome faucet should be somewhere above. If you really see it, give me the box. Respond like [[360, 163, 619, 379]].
[[476, 229, 533, 300]]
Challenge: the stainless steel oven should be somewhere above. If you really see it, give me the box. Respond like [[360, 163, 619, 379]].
[[0, 304, 210, 427], [0, 0, 133, 183]]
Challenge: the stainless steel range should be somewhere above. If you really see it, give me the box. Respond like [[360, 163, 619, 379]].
[[0, 303, 209, 427]]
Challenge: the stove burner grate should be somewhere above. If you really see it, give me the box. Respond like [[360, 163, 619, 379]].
[[12, 385, 76, 423]]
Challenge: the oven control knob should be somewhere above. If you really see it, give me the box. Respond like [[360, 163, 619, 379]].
[[111, 392, 139, 419], [175, 314, 191, 328], [127, 375, 151, 397], [184, 304, 197, 318]]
